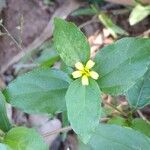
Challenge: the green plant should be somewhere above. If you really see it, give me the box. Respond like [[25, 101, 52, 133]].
[[129, 3, 150, 25], [43, 0, 54, 5], [71, 4, 128, 38], [0, 18, 150, 149]]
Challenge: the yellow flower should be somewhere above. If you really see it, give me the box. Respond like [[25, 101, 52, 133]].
[[72, 60, 99, 86]]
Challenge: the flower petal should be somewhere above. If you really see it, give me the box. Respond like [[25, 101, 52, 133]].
[[72, 71, 82, 78], [75, 62, 84, 70], [89, 71, 99, 80], [82, 75, 89, 86], [85, 60, 95, 69]]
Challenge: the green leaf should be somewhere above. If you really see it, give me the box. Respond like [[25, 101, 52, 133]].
[[71, 7, 96, 16], [53, 18, 90, 67], [88, 124, 150, 150], [19, 40, 54, 64], [35, 49, 59, 67], [131, 118, 150, 137], [4, 127, 48, 150], [88, 0, 104, 3], [62, 111, 69, 127], [34, 41, 60, 67], [126, 69, 150, 109], [60, 61, 74, 75], [94, 37, 150, 95], [98, 13, 128, 38], [129, 4, 150, 26], [0, 91, 11, 132], [65, 79, 101, 143], [43, 0, 53, 5], [4, 68, 72, 114], [108, 116, 127, 126]]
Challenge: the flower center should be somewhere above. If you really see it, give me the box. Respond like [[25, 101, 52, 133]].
[[72, 60, 99, 85], [82, 68, 90, 76]]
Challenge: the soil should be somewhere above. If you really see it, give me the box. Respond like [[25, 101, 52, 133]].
[[0, 0, 51, 70]]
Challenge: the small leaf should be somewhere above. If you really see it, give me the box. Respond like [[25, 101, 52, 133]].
[[108, 116, 127, 126], [65, 79, 101, 143], [53, 18, 90, 67], [71, 7, 96, 16], [131, 118, 150, 137], [35, 49, 59, 67], [129, 4, 150, 26], [98, 13, 128, 38], [126, 69, 150, 109], [43, 0, 53, 5], [0, 91, 11, 132], [88, 0, 104, 3], [4, 127, 48, 150], [4, 68, 72, 114], [34, 41, 60, 67], [19, 41, 54, 64], [94, 37, 150, 95], [88, 124, 150, 149]]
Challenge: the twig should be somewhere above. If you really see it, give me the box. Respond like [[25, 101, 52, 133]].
[[0, 24, 23, 50], [138, 29, 150, 37], [137, 110, 150, 124], [100, 117, 110, 122], [13, 63, 39, 70], [79, 16, 98, 29], [0, 24, 35, 63], [0, 0, 81, 74], [43, 117, 110, 138], [111, 9, 129, 15], [103, 101, 128, 117], [43, 126, 72, 138]]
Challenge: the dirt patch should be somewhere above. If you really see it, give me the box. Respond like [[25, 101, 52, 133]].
[[0, 0, 51, 70]]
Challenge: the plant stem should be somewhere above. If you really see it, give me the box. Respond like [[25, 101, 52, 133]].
[[103, 101, 128, 117], [0, 24, 23, 51], [0, 23, 37, 69], [43, 126, 72, 138], [43, 117, 111, 138], [137, 110, 150, 124]]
